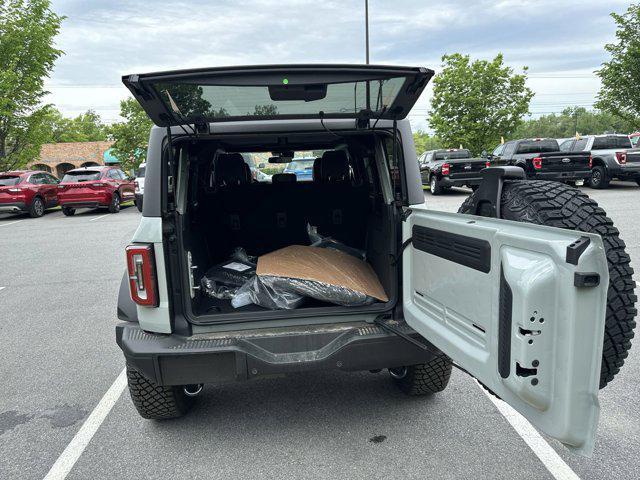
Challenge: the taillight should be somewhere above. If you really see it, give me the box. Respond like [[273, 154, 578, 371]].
[[589, 155, 593, 168], [441, 163, 450, 175], [485, 160, 490, 168], [532, 157, 543, 170], [616, 152, 627, 164], [126, 244, 158, 307]]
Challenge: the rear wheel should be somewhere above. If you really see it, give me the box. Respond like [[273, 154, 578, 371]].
[[126, 364, 195, 419], [29, 197, 45, 218], [429, 175, 443, 195], [108, 192, 121, 213], [589, 165, 610, 189], [635, 178, 640, 187], [459, 180, 636, 388], [135, 196, 143, 212], [62, 207, 75, 216], [389, 352, 453, 395]]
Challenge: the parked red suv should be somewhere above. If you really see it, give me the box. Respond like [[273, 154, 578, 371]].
[[57, 166, 135, 216], [0, 170, 60, 218]]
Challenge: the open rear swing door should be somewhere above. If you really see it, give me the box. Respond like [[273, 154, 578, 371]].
[[403, 208, 609, 455]]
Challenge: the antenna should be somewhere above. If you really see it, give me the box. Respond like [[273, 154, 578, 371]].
[[365, 0, 370, 64]]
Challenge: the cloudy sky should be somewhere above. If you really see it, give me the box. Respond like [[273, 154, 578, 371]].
[[46, 0, 631, 130]]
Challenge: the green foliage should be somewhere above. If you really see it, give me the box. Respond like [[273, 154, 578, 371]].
[[429, 53, 534, 155], [511, 107, 635, 140], [595, 4, 640, 129], [0, 0, 64, 171], [107, 97, 153, 171], [412, 130, 443, 155], [41, 108, 108, 143]]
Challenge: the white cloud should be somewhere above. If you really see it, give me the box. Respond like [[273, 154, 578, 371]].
[[47, 0, 629, 130]]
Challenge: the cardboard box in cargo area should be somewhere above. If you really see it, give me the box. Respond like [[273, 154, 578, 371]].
[[256, 245, 388, 302]]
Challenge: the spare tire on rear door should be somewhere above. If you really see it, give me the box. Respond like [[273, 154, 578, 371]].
[[459, 180, 637, 389]]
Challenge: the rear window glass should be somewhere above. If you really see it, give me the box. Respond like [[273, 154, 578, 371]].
[[155, 77, 405, 120], [0, 176, 21, 186], [435, 150, 471, 160], [593, 136, 632, 150], [516, 140, 559, 154], [285, 160, 315, 171], [62, 171, 102, 182], [137, 166, 146, 178]]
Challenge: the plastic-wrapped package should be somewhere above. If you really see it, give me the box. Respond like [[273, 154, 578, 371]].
[[307, 224, 366, 260], [233, 245, 388, 309], [231, 276, 306, 310], [201, 248, 256, 299]]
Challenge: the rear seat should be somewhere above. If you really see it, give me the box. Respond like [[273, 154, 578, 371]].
[[203, 151, 368, 258], [310, 151, 369, 248]]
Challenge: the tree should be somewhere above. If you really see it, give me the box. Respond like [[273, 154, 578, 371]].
[[511, 107, 634, 139], [595, 4, 640, 130], [429, 53, 533, 155], [107, 97, 153, 171], [412, 130, 442, 155], [41, 108, 108, 143], [0, 0, 63, 171]]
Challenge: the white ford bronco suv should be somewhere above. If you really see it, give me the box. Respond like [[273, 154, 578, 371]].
[[116, 65, 635, 455]]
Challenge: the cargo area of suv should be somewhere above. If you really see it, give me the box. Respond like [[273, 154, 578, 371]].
[[169, 129, 402, 324]]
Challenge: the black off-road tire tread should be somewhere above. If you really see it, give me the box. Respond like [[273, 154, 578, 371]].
[[459, 180, 636, 388], [393, 352, 453, 395], [126, 364, 193, 419]]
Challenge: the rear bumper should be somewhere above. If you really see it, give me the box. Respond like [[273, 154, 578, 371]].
[[611, 164, 640, 179], [59, 192, 111, 208], [60, 201, 102, 209], [530, 170, 591, 181], [0, 202, 27, 213], [440, 176, 483, 187], [116, 322, 438, 386]]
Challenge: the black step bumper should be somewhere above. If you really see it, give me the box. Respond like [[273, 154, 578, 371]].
[[116, 322, 437, 386], [530, 170, 591, 182], [439, 175, 483, 187]]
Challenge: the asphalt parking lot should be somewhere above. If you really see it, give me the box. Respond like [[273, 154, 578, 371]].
[[0, 184, 638, 480]]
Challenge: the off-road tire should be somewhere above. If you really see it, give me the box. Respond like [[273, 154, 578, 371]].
[[108, 192, 121, 213], [430, 175, 443, 195], [126, 364, 194, 419], [62, 207, 75, 216], [29, 197, 45, 218], [459, 180, 636, 388], [589, 165, 610, 189], [390, 352, 453, 395]]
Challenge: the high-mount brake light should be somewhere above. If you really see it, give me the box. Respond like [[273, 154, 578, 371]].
[[126, 244, 158, 307], [532, 157, 543, 170], [615, 152, 627, 164], [441, 163, 450, 175]]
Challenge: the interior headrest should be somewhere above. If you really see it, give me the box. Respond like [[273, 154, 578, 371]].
[[313, 150, 350, 183], [213, 153, 250, 187], [272, 173, 297, 184]]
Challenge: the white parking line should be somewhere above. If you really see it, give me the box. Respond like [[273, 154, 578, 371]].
[[478, 384, 580, 480], [0, 286, 5, 292], [0, 219, 23, 227], [88, 214, 110, 222], [43, 368, 127, 480]]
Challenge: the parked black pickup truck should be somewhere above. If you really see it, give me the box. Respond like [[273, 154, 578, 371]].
[[490, 138, 591, 184], [418, 148, 489, 195], [624, 148, 640, 186]]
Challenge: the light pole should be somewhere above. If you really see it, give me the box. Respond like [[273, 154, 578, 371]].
[[365, 0, 370, 64]]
